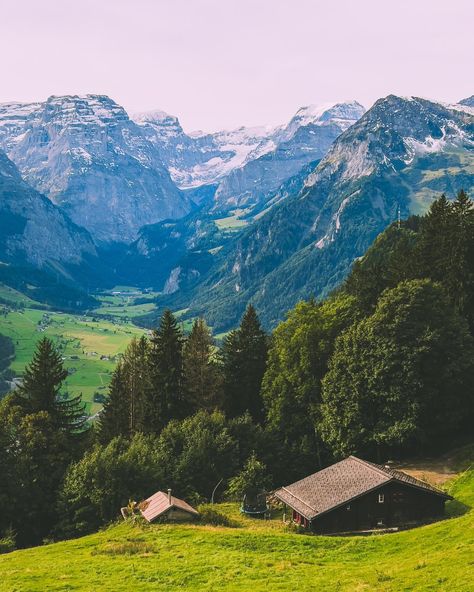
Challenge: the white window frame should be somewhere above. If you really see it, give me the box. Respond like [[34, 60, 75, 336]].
[[378, 493, 385, 504]]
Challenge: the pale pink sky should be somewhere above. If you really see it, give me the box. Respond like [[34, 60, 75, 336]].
[[1, 0, 472, 132]]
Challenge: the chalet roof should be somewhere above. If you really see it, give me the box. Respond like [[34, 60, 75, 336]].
[[139, 491, 199, 523], [274, 456, 452, 521]]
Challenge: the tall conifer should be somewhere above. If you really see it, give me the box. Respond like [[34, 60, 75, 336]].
[[147, 310, 184, 432], [15, 337, 86, 434], [222, 305, 267, 421], [183, 318, 222, 412], [98, 363, 129, 443]]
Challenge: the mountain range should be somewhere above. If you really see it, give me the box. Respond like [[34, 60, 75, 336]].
[[0, 93, 472, 329]]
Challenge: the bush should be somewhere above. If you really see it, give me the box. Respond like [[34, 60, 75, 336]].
[[197, 505, 235, 527], [0, 528, 16, 554]]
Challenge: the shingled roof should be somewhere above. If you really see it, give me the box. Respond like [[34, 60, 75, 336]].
[[139, 490, 199, 523], [274, 456, 451, 520]]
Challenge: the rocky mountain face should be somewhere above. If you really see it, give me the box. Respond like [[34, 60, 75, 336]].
[[133, 110, 278, 190], [122, 103, 365, 296], [0, 149, 103, 308], [211, 101, 366, 215], [133, 101, 365, 217], [2, 90, 473, 330], [0, 95, 191, 243], [0, 150, 96, 267], [152, 96, 474, 330]]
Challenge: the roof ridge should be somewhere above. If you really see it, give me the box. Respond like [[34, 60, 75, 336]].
[[349, 455, 392, 480]]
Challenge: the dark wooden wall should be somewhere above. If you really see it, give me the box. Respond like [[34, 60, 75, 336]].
[[306, 483, 446, 533]]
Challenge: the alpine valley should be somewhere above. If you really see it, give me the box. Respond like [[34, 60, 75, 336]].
[[0, 93, 473, 330]]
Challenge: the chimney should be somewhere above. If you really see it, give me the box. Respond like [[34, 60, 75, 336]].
[[168, 488, 172, 504]]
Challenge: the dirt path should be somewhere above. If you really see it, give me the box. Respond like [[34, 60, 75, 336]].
[[394, 446, 472, 485]]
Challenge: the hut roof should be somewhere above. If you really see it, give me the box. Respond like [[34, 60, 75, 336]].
[[274, 456, 452, 520], [139, 491, 199, 523]]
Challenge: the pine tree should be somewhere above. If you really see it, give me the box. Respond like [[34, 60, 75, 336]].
[[99, 336, 151, 441], [147, 310, 185, 432], [122, 336, 150, 434], [183, 318, 222, 412], [4, 338, 87, 545], [222, 305, 267, 421], [450, 190, 474, 323], [15, 337, 86, 434], [98, 363, 129, 443]]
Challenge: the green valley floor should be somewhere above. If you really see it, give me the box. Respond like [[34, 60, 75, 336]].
[[0, 450, 473, 591]]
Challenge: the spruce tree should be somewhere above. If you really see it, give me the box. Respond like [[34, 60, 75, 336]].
[[222, 305, 267, 421], [4, 338, 87, 545], [15, 337, 86, 434], [98, 363, 129, 443], [122, 335, 150, 434], [99, 336, 151, 441], [183, 318, 222, 412], [450, 190, 474, 324], [147, 310, 184, 432]]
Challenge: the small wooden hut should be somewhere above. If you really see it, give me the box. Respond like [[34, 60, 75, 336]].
[[139, 489, 199, 523]]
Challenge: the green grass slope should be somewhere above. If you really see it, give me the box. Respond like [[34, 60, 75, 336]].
[[1, 458, 473, 591], [0, 290, 144, 413]]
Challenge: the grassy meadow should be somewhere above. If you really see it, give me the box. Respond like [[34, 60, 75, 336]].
[[0, 285, 147, 414], [0, 452, 472, 591]]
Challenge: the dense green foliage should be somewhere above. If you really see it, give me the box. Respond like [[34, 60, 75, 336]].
[[262, 295, 358, 481], [321, 280, 474, 459], [1, 190, 473, 553], [57, 434, 161, 538]]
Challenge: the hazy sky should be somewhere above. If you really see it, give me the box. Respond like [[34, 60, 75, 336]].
[[1, 0, 472, 132]]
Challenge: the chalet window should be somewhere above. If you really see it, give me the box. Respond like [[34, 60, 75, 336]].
[[393, 492, 404, 503], [378, 493, 385, 504]]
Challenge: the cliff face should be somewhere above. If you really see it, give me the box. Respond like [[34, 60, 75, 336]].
[[0, 95, 191, 243], [0, 150, 96, 267]]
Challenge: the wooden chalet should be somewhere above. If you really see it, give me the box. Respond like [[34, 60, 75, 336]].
[[274, 456, 452, 533], [139, 489, 199, 523]]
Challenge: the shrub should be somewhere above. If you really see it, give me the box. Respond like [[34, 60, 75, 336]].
[[197, 505, 235, 527], [0, 528, 16, 554]]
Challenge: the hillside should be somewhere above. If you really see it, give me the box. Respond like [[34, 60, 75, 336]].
[[0, 285, 146, 413], [0, 450, 472, 591]]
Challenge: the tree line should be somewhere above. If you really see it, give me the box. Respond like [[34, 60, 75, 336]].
[[1, 190, 473, 549]]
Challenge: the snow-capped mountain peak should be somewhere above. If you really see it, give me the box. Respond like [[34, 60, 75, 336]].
[[0, 95, 191, 243]]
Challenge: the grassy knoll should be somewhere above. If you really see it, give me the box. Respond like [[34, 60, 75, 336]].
[[214, 210, 249, 230], [0, 304, 144, 414], [94, 286, 160, 320], [1, 459, 472, 591]]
